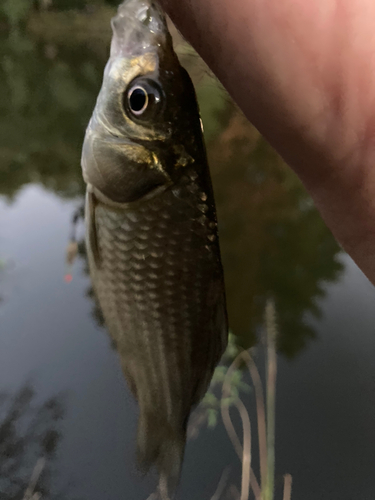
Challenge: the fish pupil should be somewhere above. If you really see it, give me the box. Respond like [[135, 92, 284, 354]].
[[129, 87, 148, 115]]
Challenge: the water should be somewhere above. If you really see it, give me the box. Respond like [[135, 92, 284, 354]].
[[0, 10, 374, 500]]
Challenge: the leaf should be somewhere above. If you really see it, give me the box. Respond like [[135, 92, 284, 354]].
[[239, 382, 252, 394], [202, 392, 218, 407], [221, 397, 238, 408], [207, 409, 218, 429], [231, 387, 239, 399], [230, 370, 242, 385]]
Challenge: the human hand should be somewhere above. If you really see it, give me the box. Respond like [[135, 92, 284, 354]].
[[160, 0, 375, 284]]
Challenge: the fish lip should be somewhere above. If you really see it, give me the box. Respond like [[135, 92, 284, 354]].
[[110, 0, 168, 59]]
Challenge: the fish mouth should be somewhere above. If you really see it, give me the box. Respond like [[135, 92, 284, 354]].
[[110, 0, 168, 58]]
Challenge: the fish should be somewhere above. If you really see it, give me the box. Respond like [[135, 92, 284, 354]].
[[81, 0, 228, 496]]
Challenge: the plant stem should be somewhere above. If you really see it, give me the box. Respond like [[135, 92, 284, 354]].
[[282, 474, 292, 500], [23, 457, 45, 500], [264, 299, 277, 500], [242, 351, 267, 494], [221, 355, 261, 499]]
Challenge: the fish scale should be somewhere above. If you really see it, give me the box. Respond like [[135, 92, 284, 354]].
[[92, 183, 222, 407]]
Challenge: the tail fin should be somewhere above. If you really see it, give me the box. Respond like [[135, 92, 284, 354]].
[[137, 412, 186, 499]]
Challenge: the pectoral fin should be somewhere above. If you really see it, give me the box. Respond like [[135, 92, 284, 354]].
[[86, 189, 101, 268]]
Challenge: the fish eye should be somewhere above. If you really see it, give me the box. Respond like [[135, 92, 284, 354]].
[[125, 79, 163, 120]]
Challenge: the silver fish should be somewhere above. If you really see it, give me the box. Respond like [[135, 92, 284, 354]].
[[81, 0, 228, 496]]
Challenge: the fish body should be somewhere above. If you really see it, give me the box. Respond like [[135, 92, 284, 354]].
[[81, 0, 228, 494]]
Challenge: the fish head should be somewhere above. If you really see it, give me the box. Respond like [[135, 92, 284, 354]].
[[82, 0, 206, 204]]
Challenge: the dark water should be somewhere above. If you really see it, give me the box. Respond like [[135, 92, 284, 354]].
[[0, 13, 375, 500]]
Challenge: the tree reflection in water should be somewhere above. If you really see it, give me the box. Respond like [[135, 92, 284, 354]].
[[0, 384, 66, 500], [206, 110, 344, 356]]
